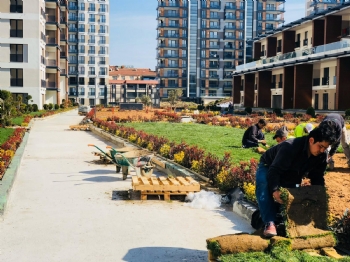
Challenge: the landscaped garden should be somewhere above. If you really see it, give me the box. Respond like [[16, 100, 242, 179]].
[[88, 105, 350, 255], [0, 90, 78, 179]]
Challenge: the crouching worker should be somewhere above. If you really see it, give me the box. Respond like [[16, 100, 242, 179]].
[[255, 120, 339, 237], [242, 119, 267, 148]]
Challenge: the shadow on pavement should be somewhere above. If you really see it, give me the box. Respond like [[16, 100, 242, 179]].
[[214, 207, 254, 233], [122, 247, 207, 262], [82, 175, 122, 183], [79, 169, 115, 175]]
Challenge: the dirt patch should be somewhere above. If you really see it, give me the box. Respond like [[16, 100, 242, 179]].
[[325, 153, 350, 220], [270, 235, 336, 250], [96, 108, 158, 120]]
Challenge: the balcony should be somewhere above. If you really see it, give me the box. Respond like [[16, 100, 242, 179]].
[[10, 29, 23, 38], [88, 30, 96, 33], [60, 34, 67, 41], [322, 77, 330, 85], [41, 80, 46, 87], [225, 5, 236, 10], [210, 14, 220, 19], [225, 15, 236, 20], [69, 49, 78, 54], [225, 25, 236, 29], [88, 8, 96, 12], [99, 61, 106, 65], [68, 16, 77, 21], [158, 2, 180, 7], [46, 15, 57, 23], [88, 60, 95, 65], [47, 82, 57, 88], [88, 50, 95, 54], [236, 41, 350, 73], [60, 52, 67, 58], [46, 59, 57, 67], [79, 92, 85, 96], [10, 54, 23, 62], [88, 92, 96, 96], [209, 64, 219, 68], [163, 73, 179, 78], [69, 92, 77, 96], [46, 37, 58, 45], [313, 78, 320, 86], [88, 19, 96, 23], [99, 8, 107, 13], [60, 69, 67, 75], [224, 73, 233, 79], [10, 5, 23, 13], [224, 65, 235, 69], [303, 39, 308, 46], [208, 45, 220, 49], [163, 12, 180, 17], [224, 45, 234, 49], [224, 35, 235, 40], [98, 30, 106, 34], [209, 74, 219, 78], [88, 81, 96, 85], [88, 40, 95, 44], [69, 27, 77, 32]]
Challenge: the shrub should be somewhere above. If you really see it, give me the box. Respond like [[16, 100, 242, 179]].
[[32, 104, 38, 112], [245, 107, 252, 114], [54, 104, 59, 110], [60, 104, 65, 109], [345, 109, 350, 117], [43, 104, 48, 110], [306, 106, 315, 118], [273, 108, 282, 116], [48, 103, 53, 110], [26, 104, 33, 112]]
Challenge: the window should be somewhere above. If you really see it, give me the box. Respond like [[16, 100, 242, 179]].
[[10, 19, 23, 38], [99, 57, 106, 65], [89, 35, 95, 44], [78, 56, 85, 63], [89, 3, 95, 11], [99, 67, 107, 75], [69, 66, 77, 74], [89, 25, 95, 33], [209, 31, 218, 38], [89, 67, 95, 75], [210, 11, 218, 18], [130, 76, 134, 80], [181, 49, 186, 57], [99, 36, 106, 44], [10, 44, 23, 62], [88, 56, 95, 64], [88, 46, 95, 54], [10, 68, 23, 86], [99, 46, 107, 55], [79, 35, 85, 42], [78, 13, 85, 21], [69, 55, 77, 62], [10, 0, 23, 13], [100, 15, 106, 23], [201, 50, 205, 58], [79, 2, 85, 10], [99, 4, 107, 12], [79, 46, 85, 53], [89, 14, 95, 23], [78, 24, 85, 32], [99, 25, 106, 33], [79, 66, 85, 74]]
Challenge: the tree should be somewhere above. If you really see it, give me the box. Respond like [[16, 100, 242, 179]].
[[168, 89, 183, 112], [140, 95, 152, 109]]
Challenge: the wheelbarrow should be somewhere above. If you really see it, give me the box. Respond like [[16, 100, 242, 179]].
[[109, 149, 155, 180], [88, 144, 154, 180]]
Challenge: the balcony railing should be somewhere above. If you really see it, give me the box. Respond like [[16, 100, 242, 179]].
[[10, 54, 23, 62], [88, 92, 96, 96], [69, 27, 77, 32], [79, 92, 85, 96], [60, 69, 66, 75], [47, 82, 57, 88], [60, 34, 66, 41], [41, 80, 46, 87], [69, 92, 77, 96], [47, 59, 57, 66], [46, 15, 56, 22], [41, 56, 46, 65], [99, 30, 106, 34], [303, 39, 308, 46], [236, 41, 350, 72], [60, 52, 67, 58], [46, 37, 57, 44], [322, 77, 329, 85], [99, 61, 106, 65], [10, 5, 23, 13], [10, 79, 23, 87], [313, 78, 320, 86]]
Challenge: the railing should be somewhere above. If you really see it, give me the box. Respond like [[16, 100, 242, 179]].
[[88, 30, 96, 33], [295, 41, 300, 48], [158, 2, 180, 7], [60, 69, 66, 74], [224, 45, 234, 49], [209, 64, 219, 68], [69, 49, 78, 53], [41, 80, 46, 87], [88, 60, 95, 65], [224, 65, 235, 69], [209, 74, 219, 78], [98, 51, 106, 55], [99, 61, 106, 65], [99, 8, 106, 12], [47, 59, 57, 66], [47, 82, 57, 88], [88, 8, 96, 12], [46, 37, 57, 44], [60, 34, 66, 40], [88, 50, 95, 54], [88, 92, 96, 96], [41, 56, 46, 65], [60, 52, 67, 57], [46, 15, 56, 22], [60, 17, 66, 23], [10, 54, 23, 62], [10, 29, 23, 38], [313, 78, 320, 86], [225, 5, 236, 10], [68, 16, 77, 21], [303, 39, 308, 46], [69, 92, 77, 96], [225, 15, 236, 19], [322, 77, 329, 85], [69, 27, 77, 32], [99, 81, 106, 85], [10, 5, 23, 13], [225, 35, 235, 39], [99, 72, 107, 75], [236, 41, 350, 71], [89, 19, 95, 22], [79, 92, 85, 96], [88, 40, 95, 44], [88, 71, 96, 75], [99, 30, 106, 34], [209, 45, 220, 49], [164, 12, 180, 17], [225, 25, 235, 29]]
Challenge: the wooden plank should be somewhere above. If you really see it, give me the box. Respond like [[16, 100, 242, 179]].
[[140, 193, 147, 200], [168, 178, 180, 186], [151, 158, 166, 169], [176, 177, 190, 186], [150, 177, 159, 185], [158, 176, 170, 185], [140, 176, 150, 186], [131, 176, 140, 186], [185, 176, 200, 185]]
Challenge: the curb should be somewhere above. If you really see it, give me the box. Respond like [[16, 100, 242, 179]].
[[0, 131, 30, 215]]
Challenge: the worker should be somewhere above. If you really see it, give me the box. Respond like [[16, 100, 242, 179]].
[[255, 120, 339, 237], [294, 123, 314, 138], [273, 126, 294, 144], [242, 119, 267, 148], [322, 113, 350, 169]]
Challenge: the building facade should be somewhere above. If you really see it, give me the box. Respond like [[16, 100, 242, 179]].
[[156, 0, 284, 102], [305, 0, 341, 17], [67, 0, 109, 106], [109, 66, 159, 107], [233, 3, 350, 110], [0, 0, 68, 109]]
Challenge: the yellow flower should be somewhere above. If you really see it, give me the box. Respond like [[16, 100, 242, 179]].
[[147, 142, 154, 151], [243, 182, 257, 203], [128, 134, 137, 142], [159, 144, 170, 157], [174, 151, 185, 164], [191, 160, 200, 172]]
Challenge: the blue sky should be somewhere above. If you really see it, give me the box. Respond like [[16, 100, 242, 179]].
[[109, 0, 306, 69]]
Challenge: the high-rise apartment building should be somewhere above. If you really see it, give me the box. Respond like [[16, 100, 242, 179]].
[[0, 0, 69, 109], [67, 0, 109, 106], [156, 0, 285, 101], [305, 0, 341, 16]]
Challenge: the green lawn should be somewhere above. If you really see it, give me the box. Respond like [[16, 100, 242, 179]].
[[121, 122, 276, 163], [11, 116, 24, 126], [0, 128, 15, 145]]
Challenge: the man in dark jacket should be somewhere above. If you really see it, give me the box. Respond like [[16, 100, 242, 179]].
[[255, 120, 339, 237], [322, 113, 350, 169], [242, 119, 267, 148]]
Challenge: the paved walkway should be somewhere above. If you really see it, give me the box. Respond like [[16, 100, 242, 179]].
[[0, 110, 252, 262]]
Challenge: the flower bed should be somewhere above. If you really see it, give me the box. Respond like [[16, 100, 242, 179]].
[[0, 128, 26, 179]]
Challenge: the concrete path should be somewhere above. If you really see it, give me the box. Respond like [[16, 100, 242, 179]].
[[0, 110, 252, 262]]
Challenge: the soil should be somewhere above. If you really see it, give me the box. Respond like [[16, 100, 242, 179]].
[[325, 153, 350, 220]]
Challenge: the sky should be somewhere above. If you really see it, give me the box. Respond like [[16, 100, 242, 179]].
[[109, 0, 306, 70]]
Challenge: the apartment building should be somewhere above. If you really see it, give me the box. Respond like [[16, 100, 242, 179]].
[[67, 0, 109, 106], [0, 0, 68, 109], [109, 66, 159, 106], [305, 0, 341, 16], [232, 3, 350, 110], [156, 0, 284, 102]]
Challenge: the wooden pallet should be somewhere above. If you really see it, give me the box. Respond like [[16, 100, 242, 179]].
[[69, 125, 89, 131], [132, 176, 200, 200]]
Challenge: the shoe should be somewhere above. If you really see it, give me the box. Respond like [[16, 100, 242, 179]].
[[264, 222, 277, 237]]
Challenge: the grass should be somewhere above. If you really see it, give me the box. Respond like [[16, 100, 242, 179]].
[[11, 116, 24, 126], [0, 128, 14, 145], [121, 122, 276, 163]]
